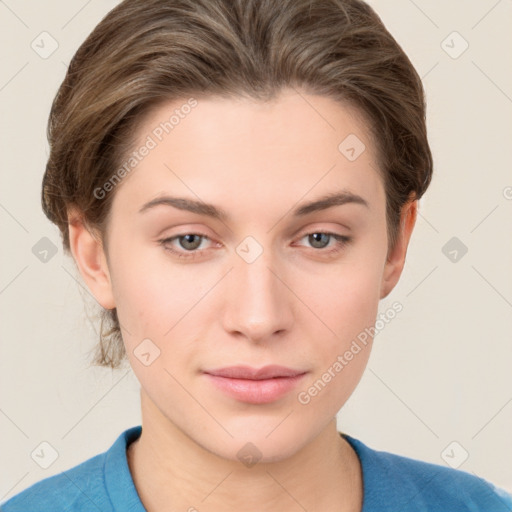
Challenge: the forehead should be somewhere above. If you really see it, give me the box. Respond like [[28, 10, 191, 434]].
[[136, 89, 376, 159], [110, 89, 384, 219]]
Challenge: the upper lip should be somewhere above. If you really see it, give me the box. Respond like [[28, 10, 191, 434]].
[[204, 365, 307, 380]]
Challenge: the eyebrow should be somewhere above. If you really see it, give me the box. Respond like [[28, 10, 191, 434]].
[[138, 190, 369, 221]]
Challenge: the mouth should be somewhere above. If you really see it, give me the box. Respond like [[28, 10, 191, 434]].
[[202, 365, 308, 404]]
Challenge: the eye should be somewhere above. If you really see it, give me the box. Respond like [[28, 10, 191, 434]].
[[158, 233, 214, 260], [296, 231, 352, 256]]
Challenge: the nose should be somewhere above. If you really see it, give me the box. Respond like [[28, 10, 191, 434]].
[[221, 245, 294, 344]]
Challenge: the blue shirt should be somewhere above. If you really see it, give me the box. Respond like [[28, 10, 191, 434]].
[[1, 425, 511, 511]]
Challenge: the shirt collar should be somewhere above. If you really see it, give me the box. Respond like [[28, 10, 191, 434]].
[[105, 426, 372, 511], [104, 425, 145, 511]]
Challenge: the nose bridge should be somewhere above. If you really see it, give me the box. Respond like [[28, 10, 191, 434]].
[[222, 240, 293, 341]]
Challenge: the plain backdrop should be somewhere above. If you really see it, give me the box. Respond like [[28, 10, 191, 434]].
[[1, 0, 511, 501]]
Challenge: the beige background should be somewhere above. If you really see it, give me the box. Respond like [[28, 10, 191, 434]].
[[1, 0, 511, 502]]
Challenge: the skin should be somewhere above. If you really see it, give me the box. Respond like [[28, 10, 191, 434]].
[[68, 87, 417, 512]]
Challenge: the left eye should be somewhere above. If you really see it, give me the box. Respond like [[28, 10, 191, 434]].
[[298, 232, 350, 251]]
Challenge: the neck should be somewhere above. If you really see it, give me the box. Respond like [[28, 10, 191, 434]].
[[127, 390, 362, 512]]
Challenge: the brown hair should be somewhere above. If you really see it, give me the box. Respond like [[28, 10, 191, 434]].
[[42, 0, 433, 369]]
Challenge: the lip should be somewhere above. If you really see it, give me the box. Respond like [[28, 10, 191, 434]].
[[203, 365, 308, 404]]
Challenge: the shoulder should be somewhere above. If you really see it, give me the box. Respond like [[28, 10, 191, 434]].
[[0, 426, 143, 512], [0, 452, 109, 512], [342, 434, 512, 512]]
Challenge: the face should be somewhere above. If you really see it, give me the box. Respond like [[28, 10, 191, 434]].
[[75, 88, 412, 462]]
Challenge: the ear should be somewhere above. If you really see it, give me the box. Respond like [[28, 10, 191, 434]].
[[380, 196, 418, 299], [67, 207, 116, 310]]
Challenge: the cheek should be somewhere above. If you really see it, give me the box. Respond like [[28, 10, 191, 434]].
[[295, 266, 381, 412], [298, 254, 384, 341], [109, 249, 205, 396], [337, 266, 382, 332], [107, 239, 181, 341], [108, 242, 220, 363], [311, 271, 380, 398]]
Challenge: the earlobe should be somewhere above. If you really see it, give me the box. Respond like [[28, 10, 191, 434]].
[[67, 208, 116, 310], [380, 197, 418, 299]]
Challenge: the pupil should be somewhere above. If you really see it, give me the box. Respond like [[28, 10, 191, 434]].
[[182, 234, 200, 250], [310, 233, 328, 248]]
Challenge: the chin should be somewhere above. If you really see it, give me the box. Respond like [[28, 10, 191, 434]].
[[199, 420, 318, 465]]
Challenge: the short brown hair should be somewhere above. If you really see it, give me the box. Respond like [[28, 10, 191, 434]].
[[42, 0, 433, 369]]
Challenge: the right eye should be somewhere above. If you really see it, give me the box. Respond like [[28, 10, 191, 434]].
[[159, 233, 216, 260]]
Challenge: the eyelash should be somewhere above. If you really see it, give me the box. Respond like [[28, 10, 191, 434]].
[[158, 231, 352, 261]]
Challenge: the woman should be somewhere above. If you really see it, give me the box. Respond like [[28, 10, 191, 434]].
[[2, 0, 511, 510]]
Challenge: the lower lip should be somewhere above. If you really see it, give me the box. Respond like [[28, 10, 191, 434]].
[[204, 373, 307, 404]]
